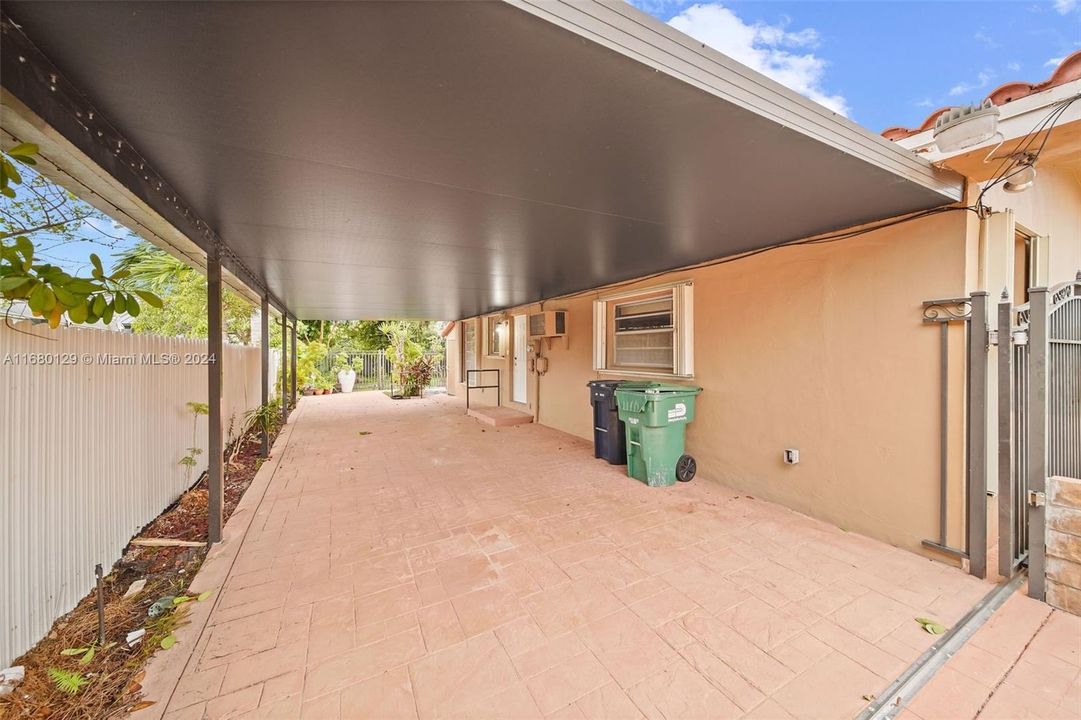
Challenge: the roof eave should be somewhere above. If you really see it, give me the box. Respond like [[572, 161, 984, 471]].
[[509, 0, 963, 203]]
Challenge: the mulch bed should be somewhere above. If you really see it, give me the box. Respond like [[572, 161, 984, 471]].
[[0, 427, 280, 719]]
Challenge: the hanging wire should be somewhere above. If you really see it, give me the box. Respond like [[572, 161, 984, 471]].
[[974, 92, 1081, 215]]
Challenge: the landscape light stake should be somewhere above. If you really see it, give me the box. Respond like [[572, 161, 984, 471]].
[[95, 564, 105, 646]]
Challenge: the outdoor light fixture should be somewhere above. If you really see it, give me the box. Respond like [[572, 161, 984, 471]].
[[1003, 156, 1037, 193], [932, 99, 1000, 153]]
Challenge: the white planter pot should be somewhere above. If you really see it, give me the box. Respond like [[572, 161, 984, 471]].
[[338, 369, 356, 393]]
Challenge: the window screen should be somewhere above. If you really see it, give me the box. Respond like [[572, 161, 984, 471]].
[[612, 296, 675, 370]]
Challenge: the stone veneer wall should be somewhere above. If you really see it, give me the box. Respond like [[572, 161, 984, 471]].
[[1047, 476, 1081, 614]]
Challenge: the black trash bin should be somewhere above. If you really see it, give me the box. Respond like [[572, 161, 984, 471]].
[[587, 380, 627, 465]]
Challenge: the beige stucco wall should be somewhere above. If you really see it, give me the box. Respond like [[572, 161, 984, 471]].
[[448, 209, 973, 557], [980, 164, 1081, 289]]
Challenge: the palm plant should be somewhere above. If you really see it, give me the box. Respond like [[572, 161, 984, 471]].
[[111, 241, 191, 294]]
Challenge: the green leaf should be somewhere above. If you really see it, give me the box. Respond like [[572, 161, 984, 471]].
[[28, 282, 47, 312], [66, 279, 101, 294], [8, 142, 39, 158], [68, 301, 89, 324], [0, 186, 15, 199], [1, 275, 31, 292], [160, 634, 176, 650], [2, 158, 21, 185], [113, 292, 127, 314], [127, 295, 141, 317], [53, 285, 81, 307], [90, 253, 103, 275], [60, 647, 88, 656], [925, 623, 946, 635], [173, 596, 193, 605], [197, 590, 213, 602], [102, 304, 114, 325], [109, 269, 131, 281], [915, 617, 934, 626], [78, 646, 95, 665], [14, 235, 32, 261], [135, 289, 164, 309], [47, 668, 87, 695], [92, 295, 107, 316], [41, 287, 57, 312]]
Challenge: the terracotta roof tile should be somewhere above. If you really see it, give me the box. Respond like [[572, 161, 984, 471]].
[[882, 50, 1081, 141]]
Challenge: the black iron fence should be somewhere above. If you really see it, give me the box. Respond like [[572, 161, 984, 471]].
[[318, 349, 447, 391]]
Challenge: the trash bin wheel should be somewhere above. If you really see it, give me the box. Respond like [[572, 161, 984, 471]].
[[675, 454, 696, 482]]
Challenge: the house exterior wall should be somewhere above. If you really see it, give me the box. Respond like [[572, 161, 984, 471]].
[[980, 164, 1081, 290], [447, 209, 972, 557]]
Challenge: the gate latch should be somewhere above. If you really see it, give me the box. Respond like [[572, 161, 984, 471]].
[[1028, 490, 1046, 507], [988, 329, 999, 347]]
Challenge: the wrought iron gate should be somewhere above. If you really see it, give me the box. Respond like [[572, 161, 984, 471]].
[[921, 293, 989, 577], [998, 273, 1081, 599]]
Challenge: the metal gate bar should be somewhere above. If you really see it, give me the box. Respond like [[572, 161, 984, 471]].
[[966, 292, 989, 579], [1028, 288, 1048, 600], [998, 294, 1024, 577], [921, 296, 975, 563]]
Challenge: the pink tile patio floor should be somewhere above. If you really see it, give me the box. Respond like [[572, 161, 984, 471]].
[[902, 592, 1081, 720], [143, 390, 1007, 720]]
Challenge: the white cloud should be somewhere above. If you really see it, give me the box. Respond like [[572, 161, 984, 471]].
[[1006, 62, 1021, 72], [1053, 0, 1077, 14], [668, 3, 850, 116], [974, 30, 999, 49], [914, 98, 936, 108], [948, 70, 994, 97], [82, 217, 122, 234], [1045, 56, 1066, 67]]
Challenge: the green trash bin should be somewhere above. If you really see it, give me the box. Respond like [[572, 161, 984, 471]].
[[614, 383, 703, 487]]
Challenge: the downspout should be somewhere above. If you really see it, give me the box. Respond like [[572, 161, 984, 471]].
[[977, 212, 990, 292], [534, 303, 542, 424]]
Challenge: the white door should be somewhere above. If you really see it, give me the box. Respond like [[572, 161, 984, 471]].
[[513, 315, 528, 404]]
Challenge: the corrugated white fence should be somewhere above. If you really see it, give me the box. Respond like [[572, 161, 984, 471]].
[[0, 321, 278, 664]]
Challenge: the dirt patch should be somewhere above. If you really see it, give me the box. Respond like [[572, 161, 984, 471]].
[[0, 427, 280, 719]]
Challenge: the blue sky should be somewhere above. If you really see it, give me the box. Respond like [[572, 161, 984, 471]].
[[1, 166, 139, 275], [631, 0, 1081, 133]]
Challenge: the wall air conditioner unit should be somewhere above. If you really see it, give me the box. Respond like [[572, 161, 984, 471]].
[[529, 310, 566, 339]]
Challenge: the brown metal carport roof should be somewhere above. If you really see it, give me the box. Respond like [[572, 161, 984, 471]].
[[0, 1, 963, 320]]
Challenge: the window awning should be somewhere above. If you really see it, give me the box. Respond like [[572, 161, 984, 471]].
[[0, 1, 962, 320]]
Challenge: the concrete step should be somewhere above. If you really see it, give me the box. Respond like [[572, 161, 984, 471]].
[[467, 406, 534, 427]]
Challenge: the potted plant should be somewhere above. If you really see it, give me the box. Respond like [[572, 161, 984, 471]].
[[315, 373, 334, 395], [334, 353, 356, 393]]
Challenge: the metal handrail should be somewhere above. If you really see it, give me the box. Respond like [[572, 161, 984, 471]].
[[465, 368, 500, 411]]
